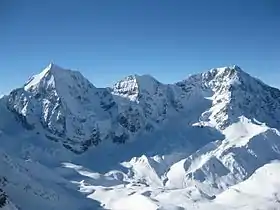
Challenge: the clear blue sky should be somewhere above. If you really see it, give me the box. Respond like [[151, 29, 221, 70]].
[[1, 0, 280, 95]]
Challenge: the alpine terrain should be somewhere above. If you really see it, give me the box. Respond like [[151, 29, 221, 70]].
[[0, 63, 280, 210]]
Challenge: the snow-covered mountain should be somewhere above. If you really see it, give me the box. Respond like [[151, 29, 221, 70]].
[[1, 63, 280, 210]]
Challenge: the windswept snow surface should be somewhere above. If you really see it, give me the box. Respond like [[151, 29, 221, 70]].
[[1, 64, 280, 209]]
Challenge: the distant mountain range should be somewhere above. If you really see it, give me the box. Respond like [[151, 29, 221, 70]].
[[0, 63, 280, 210]]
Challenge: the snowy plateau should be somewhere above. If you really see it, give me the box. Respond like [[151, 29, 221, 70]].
[[0, 63, 280, 210]]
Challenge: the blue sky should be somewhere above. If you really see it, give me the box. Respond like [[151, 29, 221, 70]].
[[1, 0, 280, 94]]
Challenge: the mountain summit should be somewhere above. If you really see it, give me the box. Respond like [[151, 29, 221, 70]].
[[24, 63, 67, 91], [1, 64, 280, 210]]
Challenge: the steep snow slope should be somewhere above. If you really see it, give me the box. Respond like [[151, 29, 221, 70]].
[[0, 149, 100, 210], [165, 117, 280, 190], [1, 63, 280, 210], [214, 161, 280, 209], [151, 161, 280, 210]]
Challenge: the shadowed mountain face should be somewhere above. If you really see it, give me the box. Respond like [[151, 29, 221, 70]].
[[1, 64, 280, 210]]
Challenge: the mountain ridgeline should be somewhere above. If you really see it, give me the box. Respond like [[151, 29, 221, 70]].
[[3, 63, 280, 154], [1, 64, 280, 210]]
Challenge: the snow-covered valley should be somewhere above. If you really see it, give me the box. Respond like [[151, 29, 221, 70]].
[[0, 63, 280, 209]]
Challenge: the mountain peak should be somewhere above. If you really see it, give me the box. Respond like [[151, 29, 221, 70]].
[[112, 74, 161, 101], [232, 64, 242, 70], [39, 62, 65, 77], [23, 63, 88, 93], [45, 62, 63, 72], [116, 74, 159, 85], [177, 65, 244, 94], [23, 63, 62, 91], [216, 64, 242, 71], [201, 65, 245, 88]]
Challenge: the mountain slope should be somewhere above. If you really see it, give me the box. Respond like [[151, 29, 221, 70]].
[[1, 64, 280, 210]]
